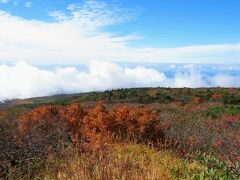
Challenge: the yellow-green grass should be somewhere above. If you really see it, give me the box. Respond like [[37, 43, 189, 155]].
[[40, 143, 205, 180]]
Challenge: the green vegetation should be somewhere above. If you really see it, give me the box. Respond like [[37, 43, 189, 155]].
[[2, 87, 240, 108], [206, 105, 240, 118], [0, 88, 240, 179]]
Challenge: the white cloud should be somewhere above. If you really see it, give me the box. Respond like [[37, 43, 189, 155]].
[[0, 0, 10, 3], [0, 0, 239, 64], [0, 0, 239, 101], [0, 61, 239, 101], [13, 1, 18, 6], [209, 74, 240, 87], [172, 71, 208, 88], [49, 1, 131, 29], [0, 61, 165, 101], [25, 1, 32, 8]]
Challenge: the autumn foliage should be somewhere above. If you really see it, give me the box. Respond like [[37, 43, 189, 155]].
[[192, 97, 202, 104], [1, 88, 240, 179], [18, 102, 163, 152], [211, 93, 222, 100]]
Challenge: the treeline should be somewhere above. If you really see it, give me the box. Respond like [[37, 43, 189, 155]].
[[51, 88, 240, 106]]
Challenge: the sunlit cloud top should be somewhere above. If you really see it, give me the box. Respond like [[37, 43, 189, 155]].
[[0, 0, 240, 64], [1, 61, 240, 101], [0, 0, 240, 100]]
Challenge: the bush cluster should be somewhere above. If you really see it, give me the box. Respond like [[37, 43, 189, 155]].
[[18, 103, 164, 152]]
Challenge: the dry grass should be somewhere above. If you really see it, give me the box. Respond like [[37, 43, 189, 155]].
[[39, 143, 204, 180]]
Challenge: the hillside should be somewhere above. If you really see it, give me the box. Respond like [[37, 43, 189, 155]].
[[2, 87, 240, 107], [0, 88, 240, 179]]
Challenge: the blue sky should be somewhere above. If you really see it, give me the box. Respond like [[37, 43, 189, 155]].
[[111, 0, 240, 47], [1, 0, 240, 48], [0, 0, 240, 64]]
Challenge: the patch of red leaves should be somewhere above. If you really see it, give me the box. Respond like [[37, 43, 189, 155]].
[[18, 103, 163, 152], [211, 93, 222, 100], [213, 139, 222, 149], [224, 115, 239, 123]]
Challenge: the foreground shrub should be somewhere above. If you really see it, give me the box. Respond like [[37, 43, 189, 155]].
[[0, 113, 19, 177], [18, 103, 164, 152], [18, 105, 69, 159]]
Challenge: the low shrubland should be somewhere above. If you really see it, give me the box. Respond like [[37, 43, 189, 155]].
[[0, 88, 240, 179]]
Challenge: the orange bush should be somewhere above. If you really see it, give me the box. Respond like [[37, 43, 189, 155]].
[[213, 139, 222, 149], [18, 105, 61, 134], [0, 110, 8, 119], [211, 93, 222, 100], [192, 97, 201, 104], [14, 105, 68, 166], [18, 103, 163, 152], [108, 106, 162, 142]]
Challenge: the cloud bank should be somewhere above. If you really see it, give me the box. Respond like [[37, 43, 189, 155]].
[[0, 0, 240, 101], [0, 0, 240, 64], [0, 61, 239, 101]]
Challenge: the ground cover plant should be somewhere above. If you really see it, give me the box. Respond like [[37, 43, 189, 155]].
[[0, 88, 240, 179]]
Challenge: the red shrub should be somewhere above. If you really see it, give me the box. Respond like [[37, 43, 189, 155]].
[[18, 105, 60, 134], [18, 103, 163, 152], [192, 97, 201, 104], [223, 115, 239, 123], [213, 139, 222, 149], [17, 105, 69, 159], [211, 93, 222, 100]]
